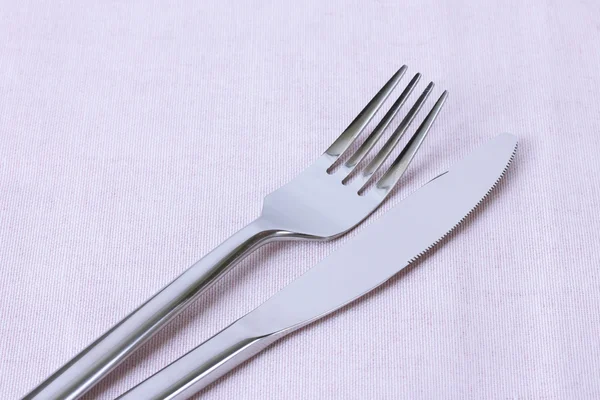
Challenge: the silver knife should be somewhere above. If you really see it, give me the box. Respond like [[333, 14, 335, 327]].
[[118, 134, 517, 400]]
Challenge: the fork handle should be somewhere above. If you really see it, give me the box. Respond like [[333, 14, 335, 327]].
[[22, 217, 280, 400], [116, 319, 280, 400]]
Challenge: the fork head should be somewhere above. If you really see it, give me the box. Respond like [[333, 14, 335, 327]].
[[262, 66, 448, 239]]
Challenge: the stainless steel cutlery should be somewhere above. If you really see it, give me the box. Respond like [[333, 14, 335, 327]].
[[24, 66, 448, 400], [117, 134, 518, 400]]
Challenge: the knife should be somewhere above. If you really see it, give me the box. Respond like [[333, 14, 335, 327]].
[[117, 134, 517, 400]]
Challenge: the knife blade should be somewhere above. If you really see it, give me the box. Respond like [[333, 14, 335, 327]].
[[118, 134, 517, 400]]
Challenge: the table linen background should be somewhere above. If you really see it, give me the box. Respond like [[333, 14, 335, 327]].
[[1, 0, 599, 398]]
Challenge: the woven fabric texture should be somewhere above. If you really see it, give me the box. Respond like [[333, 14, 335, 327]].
[[1, 1, 599, 399]]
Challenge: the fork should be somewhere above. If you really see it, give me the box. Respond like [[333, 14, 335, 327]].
[[23, 65, 448, 400]]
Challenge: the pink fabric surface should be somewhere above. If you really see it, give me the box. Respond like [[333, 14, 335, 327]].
[[1, 1, 599, 399]]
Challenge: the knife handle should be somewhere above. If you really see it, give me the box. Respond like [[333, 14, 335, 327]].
[[22, 217, 280, 400], [117, 320, 280, 400]]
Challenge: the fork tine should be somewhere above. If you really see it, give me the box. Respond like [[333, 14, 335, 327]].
[[355, 82, 435, 186], [342, 73, 421, 175], [376, 91, 449, 192], [325, 66, 407, 159]]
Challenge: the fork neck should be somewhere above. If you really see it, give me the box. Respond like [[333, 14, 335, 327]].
[[226, 216, 289, 254]]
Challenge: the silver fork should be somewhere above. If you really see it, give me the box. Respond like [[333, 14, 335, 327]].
[[23, 66, 448, 400]]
